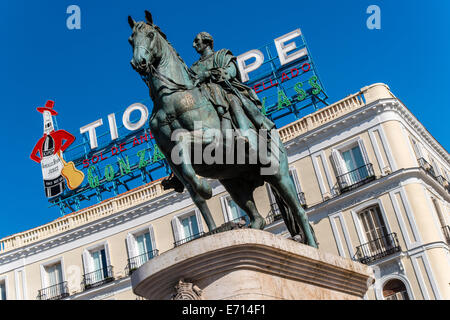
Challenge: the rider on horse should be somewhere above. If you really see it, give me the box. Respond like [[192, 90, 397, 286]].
[[163, 32, 276, 192]]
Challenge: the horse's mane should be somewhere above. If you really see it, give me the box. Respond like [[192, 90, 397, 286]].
[[138, 22, 196, 80]]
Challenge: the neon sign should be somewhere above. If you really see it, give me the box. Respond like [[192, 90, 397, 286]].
[[37, 27, 327, 215]]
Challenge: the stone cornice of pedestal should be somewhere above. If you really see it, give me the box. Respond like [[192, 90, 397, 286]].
[[131, 229, 374, 300]]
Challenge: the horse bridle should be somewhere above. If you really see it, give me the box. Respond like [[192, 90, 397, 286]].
[[134, 44, 198, 92]]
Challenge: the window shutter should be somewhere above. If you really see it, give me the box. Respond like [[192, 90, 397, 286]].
[[82, 250, 91, 274], [171, 217, 180, 243], [289, 167, 302, 193], [331, 149, 344, 176], [431, 158, 442, 176], [410, 137, 422, 159], [266, 184, 276, 205], [194, 210, 204, 233], [357, 139, 370, 164], [103, 243, 112, 267], [416, 141, 424, 159], [126, 233, 136, 259], [220, 196, 231, 222], [148, 226, 156, 253]]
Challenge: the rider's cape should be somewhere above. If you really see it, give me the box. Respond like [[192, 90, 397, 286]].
[[206, 49, 276, 131]]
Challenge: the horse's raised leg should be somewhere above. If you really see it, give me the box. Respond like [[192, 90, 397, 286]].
[[219, 178, 266, 230], [184, 183, 216, 231], [175, 130, 213, 199], [164, 157, 216, 231]]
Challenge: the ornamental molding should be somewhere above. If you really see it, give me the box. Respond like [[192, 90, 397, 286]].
[[307, 167, 450, 220], [284, 98, 450, 166], [0, 189, 190, 266], [171, 279, 203, 300], [0, 178, 225, 268]]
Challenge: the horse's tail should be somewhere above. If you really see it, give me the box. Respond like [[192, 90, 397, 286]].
[[272, 189, 317, 245]]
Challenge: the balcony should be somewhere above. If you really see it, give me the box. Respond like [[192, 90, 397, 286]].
[[37, 281, 69, 300], [265, 208, 283, 226], [418, 158, 436, 177], [82, 266, 114, 290], [418, 158, 450, 193], [126, 250, 159, 276], [337, 163, 375, 193], [353, 232, 401, 264], [174, 232, 205, 247], [442, 226, 450, 243], [269, 191, 307, 216]]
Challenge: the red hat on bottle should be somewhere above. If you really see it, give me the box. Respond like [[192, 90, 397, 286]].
[[37, 100, 58, 116]]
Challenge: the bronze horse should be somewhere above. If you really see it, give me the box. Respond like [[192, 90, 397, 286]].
[[128, 11, 317, 247]]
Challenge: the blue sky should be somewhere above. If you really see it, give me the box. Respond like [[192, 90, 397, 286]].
[[0, 0, 449, 239]]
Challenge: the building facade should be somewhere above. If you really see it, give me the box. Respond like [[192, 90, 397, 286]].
[[0, 83, 449, 300]]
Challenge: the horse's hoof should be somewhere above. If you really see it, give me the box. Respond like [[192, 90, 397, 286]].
[[250, 217, 266, 230], [197, 179, 212, 199]]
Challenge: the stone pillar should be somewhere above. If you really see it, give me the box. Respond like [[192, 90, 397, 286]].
[[131, 229, 374, 300]]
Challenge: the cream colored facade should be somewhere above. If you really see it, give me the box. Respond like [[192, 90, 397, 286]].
[[0, 83, 448, 300]]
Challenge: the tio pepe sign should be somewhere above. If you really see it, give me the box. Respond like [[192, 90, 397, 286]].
[[80, 29, 309, 151]]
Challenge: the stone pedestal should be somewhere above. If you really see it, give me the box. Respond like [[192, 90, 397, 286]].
[[131, 229, 374, 300]]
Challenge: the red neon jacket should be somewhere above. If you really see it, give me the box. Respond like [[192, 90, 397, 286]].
[[30, 130, 75, 163]]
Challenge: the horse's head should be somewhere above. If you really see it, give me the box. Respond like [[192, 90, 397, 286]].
[[128, 11, 162, 76]]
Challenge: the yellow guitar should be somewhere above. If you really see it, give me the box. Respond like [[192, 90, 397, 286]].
[[57, 151, 85, 190]]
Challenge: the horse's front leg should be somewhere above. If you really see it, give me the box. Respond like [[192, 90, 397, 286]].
[[172, 129, 213, 199], [165, 157, 216, 231]]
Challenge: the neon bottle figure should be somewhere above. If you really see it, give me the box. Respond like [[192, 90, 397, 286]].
[[40, 110, 65, 197], [30, 100, 76, 198]]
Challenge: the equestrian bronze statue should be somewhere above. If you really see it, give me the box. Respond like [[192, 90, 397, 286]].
[[128, 11, 317, 247]]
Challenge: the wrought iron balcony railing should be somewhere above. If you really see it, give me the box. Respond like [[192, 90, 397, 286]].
[[269, 191, 307, 217], [174, 231, 205, 247], [418, 158, 436, 177], [82, 265, 114, 290], [337, 163, 375, 193], [265, 209, 283, 226], [126, 249, 159, 276], [418, 158, 450, 193], [37, 281, 69, 300], [442, 226, 450, 243], [353, 232, 401, 264]]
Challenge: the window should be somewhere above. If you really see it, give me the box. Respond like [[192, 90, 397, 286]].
[[354, 205, 400, 264], [181, 215, 200, 238], [82, 244, 113, 289], [0, 280, 6, 300], [172, 210, 204, 246], [126, 227, 157, 274], [39, 261, 68, 300], [45, 263, 63, 288], [332, 139, 374, 192], [267, 167, 305, 216], [409, 137, 423, 160], [383, 279, 409, 300], [222, 195, 247, 222], [359, 206, 388, 245]]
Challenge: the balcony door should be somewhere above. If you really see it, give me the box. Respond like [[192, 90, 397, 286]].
[[91, 249, 108, 281], [136, 232, 153, 261], [0, 281, 6, 300], [359, 206, 390, 252], [45, 263, 63, 287], [44, 263, 63, 299], [180, 214, 200, 240], [342, 146, 368, 184]]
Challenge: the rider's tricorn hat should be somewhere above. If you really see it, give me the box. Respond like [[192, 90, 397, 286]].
[[37, 100, 58, 116]]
